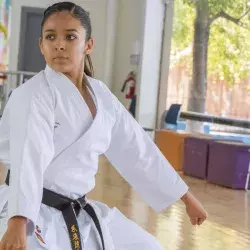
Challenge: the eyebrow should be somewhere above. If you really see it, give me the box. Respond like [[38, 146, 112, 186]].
[[44, 29, 79, 33], [66, 29, 79, 33]]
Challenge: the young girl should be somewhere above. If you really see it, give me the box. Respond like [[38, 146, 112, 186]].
[[0, 2, 207, 250]]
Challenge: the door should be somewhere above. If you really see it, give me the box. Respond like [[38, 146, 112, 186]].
[[18, 7, 45, 82]]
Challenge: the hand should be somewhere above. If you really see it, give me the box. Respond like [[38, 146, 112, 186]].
[[0, 217, 27, 250], [181, 191, 208, 226]]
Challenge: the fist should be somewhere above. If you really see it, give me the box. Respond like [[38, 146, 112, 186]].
[[0, 216, 27, 250], [182, 192, 208, 226]]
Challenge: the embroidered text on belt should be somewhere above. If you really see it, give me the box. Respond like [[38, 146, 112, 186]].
[[5, 170, 105, 250]]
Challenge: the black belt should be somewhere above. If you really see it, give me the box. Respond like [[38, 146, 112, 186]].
[[5, 170, 105, 250]]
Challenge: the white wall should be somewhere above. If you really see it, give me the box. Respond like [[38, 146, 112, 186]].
[[112, 0, 145, 106], [9, 0, 117, 87], [8, 0, 167, 128], [103, 0, 118, 87], [111, 0, 166, 129]]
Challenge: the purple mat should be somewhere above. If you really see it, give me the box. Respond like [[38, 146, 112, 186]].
[[183, 137, 212, 179], [207, 141, 250, 189]]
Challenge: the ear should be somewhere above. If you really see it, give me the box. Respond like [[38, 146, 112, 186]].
[[84, 38, 94, 55], [39, 37, 44, 55]]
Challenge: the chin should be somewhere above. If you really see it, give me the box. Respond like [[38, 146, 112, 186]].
[[50, 63, 72, 74]]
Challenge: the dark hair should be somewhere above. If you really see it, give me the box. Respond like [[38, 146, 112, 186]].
[[41, 2, 94, 77]]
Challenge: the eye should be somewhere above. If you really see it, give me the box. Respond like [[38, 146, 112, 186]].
[[45, 34, 55, 40], [66, 34, 76, 40]]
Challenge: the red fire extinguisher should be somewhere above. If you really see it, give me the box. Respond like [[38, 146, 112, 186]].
[[121, 71, 137, 118], [121, 71, 136, 100]]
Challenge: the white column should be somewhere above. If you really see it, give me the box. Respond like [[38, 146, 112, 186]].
[[136, 0, 165, 129], [157, 0, 175, 127]]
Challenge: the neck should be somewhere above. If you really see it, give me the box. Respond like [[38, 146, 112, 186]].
[[64, 69, 84, 90]]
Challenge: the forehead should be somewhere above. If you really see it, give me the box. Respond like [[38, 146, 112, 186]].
[[43, 11, 83, 30]]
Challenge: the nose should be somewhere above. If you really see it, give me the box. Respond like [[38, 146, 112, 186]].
[[55, 41, 66, 51]]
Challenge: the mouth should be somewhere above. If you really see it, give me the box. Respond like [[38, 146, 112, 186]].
[[54, 56, 68, 60]]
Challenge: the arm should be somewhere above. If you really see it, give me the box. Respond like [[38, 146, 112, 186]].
[[105, 93, 207, 225], [6, 86, 55, 234], [105, 94, 188, 212]]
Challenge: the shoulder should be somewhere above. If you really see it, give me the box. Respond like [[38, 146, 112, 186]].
[[88, 76, 118, 106], [87, 77, 123, 118], [87, 76, 118, 103], [88, 77, 111, 94], [12, 71, 51, 96], [8, 71, 54, 109]]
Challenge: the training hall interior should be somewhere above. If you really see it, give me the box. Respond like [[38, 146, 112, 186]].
[[0, 0, 250, 249]]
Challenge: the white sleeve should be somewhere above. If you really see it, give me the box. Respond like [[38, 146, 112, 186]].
[[105, 95, 188, 212], [7, 87, 55, 235]]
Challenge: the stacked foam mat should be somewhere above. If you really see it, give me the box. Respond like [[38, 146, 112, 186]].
[[155, 130, 190, 172], [155, 130, 250, 190]]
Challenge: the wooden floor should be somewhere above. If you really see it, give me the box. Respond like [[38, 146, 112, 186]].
[[89, 157, 250, 250]]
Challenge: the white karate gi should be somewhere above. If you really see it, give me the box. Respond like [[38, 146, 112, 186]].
[[0, 65, 188, 249]]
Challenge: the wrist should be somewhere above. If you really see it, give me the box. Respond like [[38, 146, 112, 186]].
[[181, 191, 192, 206], [8, 216, 27, 228]]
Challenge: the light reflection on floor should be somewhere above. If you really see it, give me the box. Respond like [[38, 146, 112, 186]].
[[88, 156, 250, 250]]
